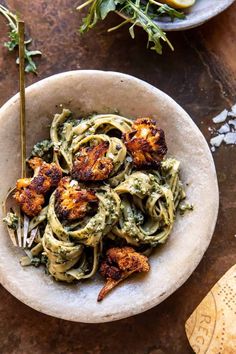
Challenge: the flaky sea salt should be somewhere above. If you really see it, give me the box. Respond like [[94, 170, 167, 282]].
[[126, 156, 133, 163], [228, 112, 236, 117], [223, 132, 236, 144], [70, 180, 78, 187], [228, 119, 236, 129], [210, 104, 236, 152], [107, 152, 115, 159], [210, 135, 224, 147], [208, 127, 214, 133], [218, 123, 230, 134], [231, 103, 236, 114], [212, 109, 228, 123], [228, 103, 236, 117]]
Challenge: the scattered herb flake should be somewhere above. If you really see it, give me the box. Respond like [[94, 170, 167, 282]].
[[3, 212, 19, 230], [179, 203, 193, 215], [0, 4, 41, 74]]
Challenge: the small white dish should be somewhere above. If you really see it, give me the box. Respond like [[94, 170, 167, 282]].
[[0, 70, 219, 323], [155, 0, 235, 31]]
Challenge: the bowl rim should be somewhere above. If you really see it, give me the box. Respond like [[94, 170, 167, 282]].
[[117, 0, 235, 31], [0, 70, 219, 323]]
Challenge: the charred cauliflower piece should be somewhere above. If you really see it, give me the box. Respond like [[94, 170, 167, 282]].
[[71, 142, 113, 181], [55, 177, 98, 220], [123, 118, 167, 168], [14, 188, 45, 217], [30, 157, 62, 194], [14, 157, 62, 217], [16, 178, 32, 190], [28, 156, 44, 171], [97, 247, 150, 301]]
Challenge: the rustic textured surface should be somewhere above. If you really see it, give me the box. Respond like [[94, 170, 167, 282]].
[[0, 1, 235, 353]]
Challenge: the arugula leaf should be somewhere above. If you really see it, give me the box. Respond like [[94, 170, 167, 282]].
[[0, 4, 41, 74], [125, 0, 173, 54], [100, 0, 116, 19], [4, 28, 18, 50], [155, 4, 185, 20], [77, 0, 184, 54], [25, 49, 42, 73], [79, 0, 100, 32]]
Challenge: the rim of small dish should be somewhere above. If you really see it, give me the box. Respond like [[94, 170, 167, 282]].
[[117, 0, 235, 31]]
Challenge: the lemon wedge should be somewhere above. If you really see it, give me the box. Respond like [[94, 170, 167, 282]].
[[160, 0, 195, 9]]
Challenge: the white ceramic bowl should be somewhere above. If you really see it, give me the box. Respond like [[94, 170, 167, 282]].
[[155, 0, 235, 31], [0, 70, 219, 323]]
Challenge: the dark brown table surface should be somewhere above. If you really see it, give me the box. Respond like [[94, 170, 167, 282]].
[[0, 1, 236, 353]]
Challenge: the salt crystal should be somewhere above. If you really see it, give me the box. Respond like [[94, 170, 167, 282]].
[[231, 103, 236, 114], [218, 123, 230, 134], [228, 119, 236, 129], [212, 109, 228, 123], [210, 135, 224, 147], [228, 103, 236, 117], [211, 146, 216, 152], [107, 152, 115, 159], [70, 180, 78, 187], [228, 112, 236, 117], [126, 156, 133, 163], [223, 132, 236, 145]]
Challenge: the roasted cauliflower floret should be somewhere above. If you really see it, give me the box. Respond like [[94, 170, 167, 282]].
[[28, 156, 44, 171], [97, 247, 150, 301], [14, 157, 62, 217], [71, 141, 113, 181], [14, 188, 45, 217], [30, 157, 62, 194], [16, 178, 31, 190], [55, 177, 98, 220], [123, 118, 167, 168]]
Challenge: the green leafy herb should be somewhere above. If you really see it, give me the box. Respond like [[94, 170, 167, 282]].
[[3, 211, 19, 230], [153, 3, 185, 20], [133, 208, 144, 225], [40, 254, 48, 265], [179, 202, 194, 215], [30, 257, 42, 267], [100, 0, 116, 19], [77, 0, 185, 54], [20, 254, 48, 267], [31, 139, 53, 161], [0, 4, 41, 73]]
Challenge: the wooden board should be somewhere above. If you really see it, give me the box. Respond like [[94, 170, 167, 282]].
[[186, 265, 236, 354]]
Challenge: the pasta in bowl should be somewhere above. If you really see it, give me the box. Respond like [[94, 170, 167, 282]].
[[0, 70, 218, 322], [4, 111, 186, 300]]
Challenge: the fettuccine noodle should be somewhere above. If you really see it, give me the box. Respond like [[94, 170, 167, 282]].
[[5, 109, 187, 285]]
